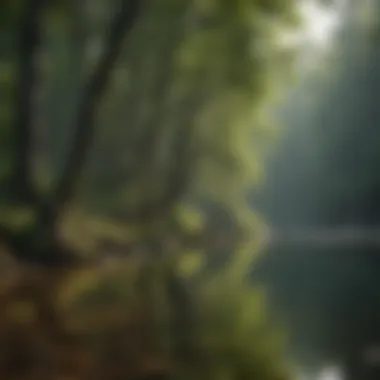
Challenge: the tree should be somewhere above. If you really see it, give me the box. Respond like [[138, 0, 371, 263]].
[[0, 0, 300, 379]]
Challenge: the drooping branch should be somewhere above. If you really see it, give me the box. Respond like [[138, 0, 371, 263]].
[[11, 0, 45, 203], [52, 0, 140, 217]]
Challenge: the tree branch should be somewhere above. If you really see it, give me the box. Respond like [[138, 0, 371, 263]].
[[11, 0, 45, 203], [52, 0, 140, 216]]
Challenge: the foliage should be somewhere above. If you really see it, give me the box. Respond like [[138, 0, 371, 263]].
[[0, 0, 301, 379], [0, 246, 295, 380]]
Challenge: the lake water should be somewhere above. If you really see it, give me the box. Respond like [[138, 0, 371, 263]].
[[298, 365, 344, 380]]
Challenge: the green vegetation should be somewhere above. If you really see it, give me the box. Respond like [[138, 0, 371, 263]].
[[0, 0, 301, 379]]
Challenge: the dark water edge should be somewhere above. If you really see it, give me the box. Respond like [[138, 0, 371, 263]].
[[253, 242, 380, 380]]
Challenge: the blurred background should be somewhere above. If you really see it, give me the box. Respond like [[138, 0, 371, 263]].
[[256, 1, 380, 379], [0, 0, 379, 379]]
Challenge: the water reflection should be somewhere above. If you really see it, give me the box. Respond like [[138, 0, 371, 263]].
[[299, 365, 343, 380], [318, 366, 344, 380]]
